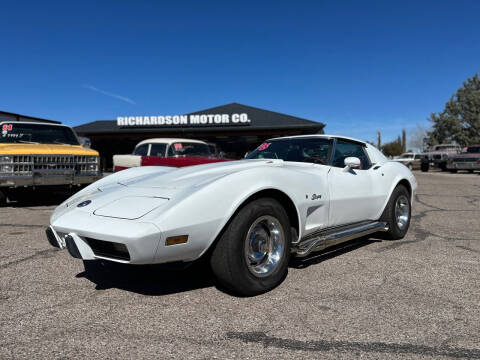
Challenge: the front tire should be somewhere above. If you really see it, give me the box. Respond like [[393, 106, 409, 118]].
[[210, 198, 291, 296], [421, 161, 429, 172], [380, 185, 411, 240]]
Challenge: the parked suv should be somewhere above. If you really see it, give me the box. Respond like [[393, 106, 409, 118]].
[[420, 144, 461, 172]]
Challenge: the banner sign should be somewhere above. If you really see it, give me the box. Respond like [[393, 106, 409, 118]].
[[117, 113, 251, 127]]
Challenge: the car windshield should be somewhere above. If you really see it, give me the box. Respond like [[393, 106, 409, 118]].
[[168, 142, 211, 157], [466, 146, 480, 153], [246, 137, 333, 164], [435, 145, 457, 151], [0, 123, 79, 145]]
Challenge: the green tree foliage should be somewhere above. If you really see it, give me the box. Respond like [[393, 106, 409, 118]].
[[429, 74, 480, 146], [381, 136, 404, 157]]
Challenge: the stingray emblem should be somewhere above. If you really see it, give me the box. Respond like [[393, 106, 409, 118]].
[[77, 200, 92, 208], [311, 194, 322, 200]]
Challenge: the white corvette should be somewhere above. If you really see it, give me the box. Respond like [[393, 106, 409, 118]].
[[46, 135, 417, 295]]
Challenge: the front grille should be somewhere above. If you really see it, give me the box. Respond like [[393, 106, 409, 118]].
[[33, 155, 75, 172], [433, 155, 442, 160], [1, 154, 99, 175], [85, 238, 130, 261]]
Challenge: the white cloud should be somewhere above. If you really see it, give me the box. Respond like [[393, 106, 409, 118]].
[[82, 84, 136, 104]]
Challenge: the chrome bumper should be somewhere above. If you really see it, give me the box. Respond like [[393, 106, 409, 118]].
[[0, 173, 102, 187]]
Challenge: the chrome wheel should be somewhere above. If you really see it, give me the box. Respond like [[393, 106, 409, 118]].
[[395, 195, 410, 230], [244, 215, 285, 278]]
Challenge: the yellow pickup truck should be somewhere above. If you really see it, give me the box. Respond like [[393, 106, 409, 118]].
[[0, 121, 102, 204]]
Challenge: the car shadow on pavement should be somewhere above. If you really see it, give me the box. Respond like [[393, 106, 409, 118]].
[[6, 190, 73, 207], [77, 259, 215, 296], [76, 237, 381, 297], [290, 236, 380, 269]]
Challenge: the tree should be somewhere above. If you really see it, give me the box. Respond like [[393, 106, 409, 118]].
[[401, 129, 406, 152], [429, 74, 480, 145], [381, 136, 404, 157], [408, 124, 429, 152], [377, 131, 381, 149]]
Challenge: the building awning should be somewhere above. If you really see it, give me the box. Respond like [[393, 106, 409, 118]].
[[74, 103, 324, 136]]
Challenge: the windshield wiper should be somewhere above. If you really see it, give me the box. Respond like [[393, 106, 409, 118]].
[[53, 141, 72, 145], [17, 140, 39, 144]]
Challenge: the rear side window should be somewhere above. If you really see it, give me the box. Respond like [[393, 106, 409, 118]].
[[150, 143, 167, 157], [133, 144, 149, 156], [332, 140, 371, 169]]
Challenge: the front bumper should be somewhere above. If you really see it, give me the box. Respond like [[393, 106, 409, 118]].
[[48, 210, 207, 265], [0, 173, 102, 188], [446, 162, 480, 170]]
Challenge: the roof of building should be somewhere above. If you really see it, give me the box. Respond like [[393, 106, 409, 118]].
[[0, 110, 61, 124], [74, 103, 325, 135]]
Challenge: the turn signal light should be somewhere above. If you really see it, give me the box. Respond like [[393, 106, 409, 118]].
[[166, 235, 189, 246]]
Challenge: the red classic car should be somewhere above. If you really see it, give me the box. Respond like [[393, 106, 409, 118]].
[[113, 138, 228, 172]]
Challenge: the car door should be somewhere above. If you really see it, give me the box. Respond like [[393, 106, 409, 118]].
[[327, 139, 377, 227]]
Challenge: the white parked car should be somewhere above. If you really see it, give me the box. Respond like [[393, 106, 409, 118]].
[[47, 135, 417, 296], [113, 138, 224, 172], [392, 152, 422, 170]]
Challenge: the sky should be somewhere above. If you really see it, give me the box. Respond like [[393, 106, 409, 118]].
[[1, 0, 479, 144]]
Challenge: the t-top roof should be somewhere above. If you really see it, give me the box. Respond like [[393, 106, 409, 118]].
[[74, 103, 325, 135]]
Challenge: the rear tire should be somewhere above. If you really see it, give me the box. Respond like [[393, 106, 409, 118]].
[[210, 198, 291, 296], [380, 185, 411, 240], [0, 190, 7, 207]]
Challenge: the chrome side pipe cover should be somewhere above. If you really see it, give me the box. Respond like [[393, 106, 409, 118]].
[[293, 221, 389, 257]]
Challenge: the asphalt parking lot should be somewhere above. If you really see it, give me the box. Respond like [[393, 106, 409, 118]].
[[1, 171, 479, 359]]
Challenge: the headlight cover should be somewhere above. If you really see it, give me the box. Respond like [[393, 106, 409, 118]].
[[0, 156, 13, 163], [0, 164, 13, 173]]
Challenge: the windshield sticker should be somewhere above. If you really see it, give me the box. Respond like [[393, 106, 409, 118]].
[[174, 143, 183, 150], [1, 124, 12, 136], [258, 143, 271, 151]]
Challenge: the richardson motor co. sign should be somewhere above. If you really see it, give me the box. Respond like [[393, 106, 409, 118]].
[[117, 113, 252, 127]]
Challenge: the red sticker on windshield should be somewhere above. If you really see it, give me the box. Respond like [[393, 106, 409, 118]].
[[2, 124, 12, 132], [174, 143, 183, 150], [258, 143, 271, 151]]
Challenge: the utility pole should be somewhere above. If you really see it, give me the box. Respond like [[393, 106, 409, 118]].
[[377, 131, 381, 149]]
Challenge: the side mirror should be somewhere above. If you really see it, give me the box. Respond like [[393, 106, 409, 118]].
[[343, 157, 361, 172]]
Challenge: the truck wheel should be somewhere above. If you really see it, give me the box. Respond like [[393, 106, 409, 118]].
[[0, 190, 7, 206], [421, 162, 429, 172], [380, 185, 411, 240], [440, 162, 447, 171], [210, 198, 291, 296], [450, 169, 458, 173]]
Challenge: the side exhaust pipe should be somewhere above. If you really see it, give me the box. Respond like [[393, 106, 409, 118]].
[[294, 221, 389, 257]]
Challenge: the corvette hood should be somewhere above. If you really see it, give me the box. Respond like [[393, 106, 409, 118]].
[[52, 159, 313, 222], [118, 159, 283, 191]]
